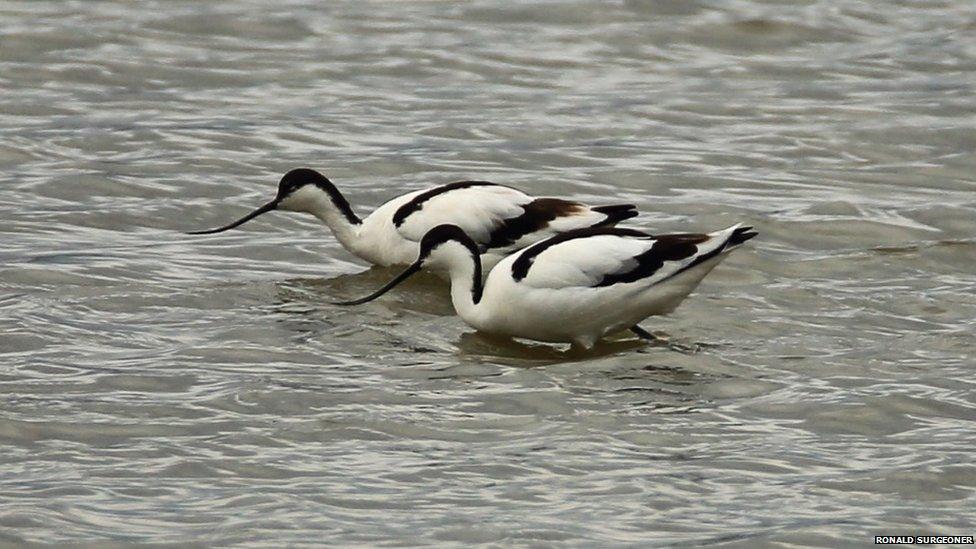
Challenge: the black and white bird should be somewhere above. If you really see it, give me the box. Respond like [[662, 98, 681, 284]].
[[337, 223, 758, 349], [188, 168, 638, 270]]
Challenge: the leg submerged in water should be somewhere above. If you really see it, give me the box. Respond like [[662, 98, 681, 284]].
[[630, 325, 660, 342]]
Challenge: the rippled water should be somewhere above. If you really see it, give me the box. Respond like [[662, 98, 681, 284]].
[[2, 0, 975, 545]]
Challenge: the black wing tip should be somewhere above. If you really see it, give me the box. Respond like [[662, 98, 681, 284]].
[[592, 204, 639, 226], [729, 226, 758, 247]]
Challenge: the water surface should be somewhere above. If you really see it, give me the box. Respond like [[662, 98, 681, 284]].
[[1, 0, 975, 545]]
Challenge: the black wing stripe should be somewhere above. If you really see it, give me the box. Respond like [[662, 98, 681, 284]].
[[511, 226, 758, 286], [595, 233, 708, 287], [659, 226, 757, 281], [392, 181, 507, 227], [485, 198, 583, 249], [489, 201, 639, 250], [510, 226, 653, 281], [620, 226, 759, 287]]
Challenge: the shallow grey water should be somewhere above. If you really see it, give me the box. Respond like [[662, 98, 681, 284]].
[[2, 0, 976, 545]]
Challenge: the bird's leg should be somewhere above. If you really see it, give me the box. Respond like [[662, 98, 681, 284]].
[[630, 326, 698, 353], [570, 335, 597, 352], [630, 325, 664, 342]]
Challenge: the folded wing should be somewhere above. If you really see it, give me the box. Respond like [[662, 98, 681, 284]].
[[510, 225, 756, 289], [394, 182, 637, 253]]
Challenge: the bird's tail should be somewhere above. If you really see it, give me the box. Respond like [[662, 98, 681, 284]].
[[726, 225, 758, 249], [592, 204, 639, 226]]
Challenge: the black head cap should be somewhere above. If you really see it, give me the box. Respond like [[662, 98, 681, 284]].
[[332, 224, 484, 307], [419, 224, 481, 259], [277, 168, 334, 199], [276, 168, 360, 224]]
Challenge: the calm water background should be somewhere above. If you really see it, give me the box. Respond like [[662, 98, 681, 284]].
[[2, 0, 975, 546]]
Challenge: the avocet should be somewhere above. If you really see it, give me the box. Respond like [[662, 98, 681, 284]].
[[188, 168, 638, 270], [337, 223, 757, 349]]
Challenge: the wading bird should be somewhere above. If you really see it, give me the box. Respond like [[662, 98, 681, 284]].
[[188, 168, 638, 270], [336, 224, 757, 349]]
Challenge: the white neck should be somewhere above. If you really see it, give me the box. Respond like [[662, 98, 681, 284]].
[[280, 186, 363, 256], [308, 200, 361, 253], [436, 244, 486, 327]]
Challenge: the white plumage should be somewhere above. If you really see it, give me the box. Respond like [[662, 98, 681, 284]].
[[338, 224, 758, 349], [189, 168, 638, 271]]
